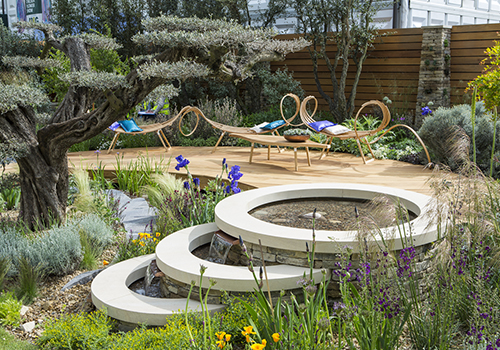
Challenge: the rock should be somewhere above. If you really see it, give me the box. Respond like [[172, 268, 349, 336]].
[[20, 305, 30, 317], [41, 301, 53, 310], [61, 269, 103, 292], [272, 218, 288, 223], [21, 321, 36, 333]]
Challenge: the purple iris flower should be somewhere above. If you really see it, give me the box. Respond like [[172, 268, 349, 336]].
[[175, 155, 190, 171], [183, 181, 190, 190], [421, 106, 432, 115], [193, 177, 200, 186], [228, 165, 243, 181]]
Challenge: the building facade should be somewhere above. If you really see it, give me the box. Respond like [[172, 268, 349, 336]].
[[1, 0, 51, 29], [247, 0, 500, 33]]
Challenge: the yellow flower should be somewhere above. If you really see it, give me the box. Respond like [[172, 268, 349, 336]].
[[145, 233, 151, 239], [215, 331, 226, 341], [251, 339, 266, 350], [102, 260, 109, 266], [242, 326, 256, 342], [156, 232, 161, 237], [139, 232, 145, 239], [225, 334, 231, 342], [216, 340, 226, 349], [272, 333, 280, 342], [139, 242, 145, 247], [132, 239, 137, 244], [153, 238, 157, 242]]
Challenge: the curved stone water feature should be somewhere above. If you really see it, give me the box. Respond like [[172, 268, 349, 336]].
[[91, 183, 439, 326]]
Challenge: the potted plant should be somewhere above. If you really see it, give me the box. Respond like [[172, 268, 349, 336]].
[[283, 128, 313, 142]]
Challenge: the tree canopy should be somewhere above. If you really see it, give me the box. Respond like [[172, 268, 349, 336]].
[[0, 15, 308, 228]]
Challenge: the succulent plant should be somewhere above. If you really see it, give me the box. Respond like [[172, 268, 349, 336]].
[[284, 128, 313, 136]]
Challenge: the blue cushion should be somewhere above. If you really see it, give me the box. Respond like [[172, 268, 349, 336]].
[[109, 121, 120, 131], [118, 119, 143, 132], [309, 120, 336, 132], [261, 120, 285, 130]]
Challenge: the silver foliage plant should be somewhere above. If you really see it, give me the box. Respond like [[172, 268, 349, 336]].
[[137, 61, 211, 81], [60, 71, 129, 90], [0, 214, 113, 276], [2, 56, 61, 69], [0, 82, 49, 114]]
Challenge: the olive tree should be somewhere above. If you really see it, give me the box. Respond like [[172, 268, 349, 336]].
[[286, 0, 382, 122], [0, 16, 308, 228]]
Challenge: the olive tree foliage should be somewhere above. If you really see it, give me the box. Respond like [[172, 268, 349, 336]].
[[0, 16, 308, 228], [268, 0, 383, 122]]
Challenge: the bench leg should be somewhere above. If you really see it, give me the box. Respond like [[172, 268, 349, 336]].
[[249, 143, 255, 164], [160, 129, 172, 149], [268, 145, 271, 160], [356, 138, 368, 164], [306, 147, 311, 166], [294, 148, 298, 171], [157, 130, 172, 151], [107, 133, 120, 154], [272, 130, 283, 153], [319, 137, 333, 160], [212, 132, 226, 153]]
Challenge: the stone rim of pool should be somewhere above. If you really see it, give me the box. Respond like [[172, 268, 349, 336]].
[[215, 183, 438, 253]]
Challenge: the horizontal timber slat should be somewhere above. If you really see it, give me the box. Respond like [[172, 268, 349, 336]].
[[271, 24, 498, 112]]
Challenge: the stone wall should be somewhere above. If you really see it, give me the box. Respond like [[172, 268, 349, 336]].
[[415, 25, 452, 127], [159, 241, 437, 303]]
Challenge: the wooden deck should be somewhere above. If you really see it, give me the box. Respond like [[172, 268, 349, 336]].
[[67, 146, 435, 195]]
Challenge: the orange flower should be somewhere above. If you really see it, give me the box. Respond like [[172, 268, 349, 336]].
[[251, 339, 267, 350], [225, 334, 231, 342], [272, 333, 280, 342], [216, 340, 226, 349], [102, 260, 109, 266], [139, 241, 145, 247], [242, 326, 256, 342], [215, 331, 226, 341]]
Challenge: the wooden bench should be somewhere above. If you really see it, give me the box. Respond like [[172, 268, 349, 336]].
[[229, 133, 330, 171]]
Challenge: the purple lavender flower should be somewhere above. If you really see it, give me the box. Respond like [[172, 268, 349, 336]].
[[175, 155, 190, 171]]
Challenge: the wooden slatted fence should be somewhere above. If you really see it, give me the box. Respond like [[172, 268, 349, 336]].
[[271, 24, 500, 113]]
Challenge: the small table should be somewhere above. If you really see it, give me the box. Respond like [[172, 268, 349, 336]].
[[229, 133, 330, 171]]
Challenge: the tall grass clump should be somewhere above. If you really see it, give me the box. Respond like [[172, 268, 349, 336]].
[[16, 256, 44, 304], [72, 168, 95, 213], [0, 257, 10, 290], [113, 153, 168, 196]]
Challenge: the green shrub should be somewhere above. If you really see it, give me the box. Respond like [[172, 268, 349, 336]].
[[257, 65, 304, 107], [172, 98, 242, 147], [0, 326, 36, 350], [0, 292, 22, 327], [37, 310, 114, 349], [418, 102, 500, 176], [241, 105, 285, 128]]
